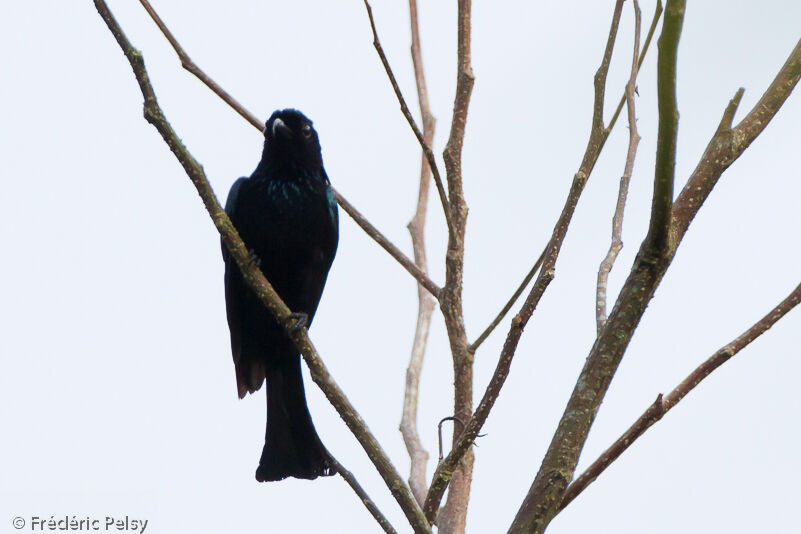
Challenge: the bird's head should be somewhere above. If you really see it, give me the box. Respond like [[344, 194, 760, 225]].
[[262, 109, 323, 170]]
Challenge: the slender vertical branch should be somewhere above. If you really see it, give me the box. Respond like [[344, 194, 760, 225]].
[[646, 0, 683, 254], [597, 0, 643, 332], [94, 3, 430, 532], [400, 0, 437, 507], [561, 280, 801, 510], [607, 1, 664, 134], [423, 1, 627, 524], [436, 1, 475, 532]]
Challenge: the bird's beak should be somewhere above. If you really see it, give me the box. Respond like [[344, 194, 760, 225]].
[[271, 117, 292, 138]]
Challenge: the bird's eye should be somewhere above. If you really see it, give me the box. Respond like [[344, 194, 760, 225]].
[[301, 124, 313, 138]]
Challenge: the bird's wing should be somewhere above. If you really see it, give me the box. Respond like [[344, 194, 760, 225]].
[[222, 177, 262, 398], [222, 177, 247, 261]]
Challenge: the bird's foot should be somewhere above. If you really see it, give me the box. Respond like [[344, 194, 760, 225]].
[[247, 249, 262, 268], [286, 312, 309, 334]]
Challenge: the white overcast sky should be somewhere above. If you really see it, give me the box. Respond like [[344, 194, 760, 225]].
[[2, 1, 800, 533]]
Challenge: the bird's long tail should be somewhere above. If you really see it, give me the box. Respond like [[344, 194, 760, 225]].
[[256, 357, 335, 482]]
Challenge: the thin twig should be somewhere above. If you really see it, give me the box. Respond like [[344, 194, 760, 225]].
[[331, 457, 399, 534], [94, 3, 429, 532], [333, 191, 441, 299], [561, 280, 801, 510], [423, 0, 629, 524], [362, 0, 453, 234], [607, 1, 664, 134], [597, 0, 643, 333], [137, 0, 441, 300], [399, 0, 436, 508], [138, 0, 263, 130], [469, 248, 545, 353]]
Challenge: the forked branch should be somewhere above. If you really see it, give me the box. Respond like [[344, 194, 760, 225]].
[[561, 280, 801, 510]]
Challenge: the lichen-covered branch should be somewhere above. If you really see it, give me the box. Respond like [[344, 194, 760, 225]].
[[561, 280, 801, 510], [94, 2, 429, 532], [510, 6, 801, 534], [508, 4, 686, 532], [400, 0, 437, 507], [672, 37, 801, 240]]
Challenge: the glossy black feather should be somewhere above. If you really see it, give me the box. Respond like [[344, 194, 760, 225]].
[[222, 109, 338, 481]]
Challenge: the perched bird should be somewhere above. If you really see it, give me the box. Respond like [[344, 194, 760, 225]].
[[222, 109, 338, 481]]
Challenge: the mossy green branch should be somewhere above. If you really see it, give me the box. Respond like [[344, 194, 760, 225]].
[[647, 0, 685, 254], [93, 2, 429, 532]]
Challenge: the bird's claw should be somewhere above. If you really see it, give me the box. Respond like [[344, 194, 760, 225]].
[[287, 312, 309, 334], [248, 249, 262, 268]]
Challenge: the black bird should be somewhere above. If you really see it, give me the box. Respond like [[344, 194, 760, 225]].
[[222, 109, 338, 481]]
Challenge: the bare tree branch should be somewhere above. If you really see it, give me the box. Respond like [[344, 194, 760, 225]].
[[511, 7, 801, 534], [597, 0, 643, 332], [672, 37, 801, 240], [423, 0, 629, 524], [561, 280, 801, 510], [509, 3, 687, 531], [606, 1, 664, 135], [94, 3, 430, 532], [469, 248, 545, 353], [137, 0, 440, 300], [138, 0, 263, 131], [400, 0, 437, 507], [330, 457, 399, 534], [362, 0, 453, 234], [333, 191, 441, 299], [435, 0, 476, 531]]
